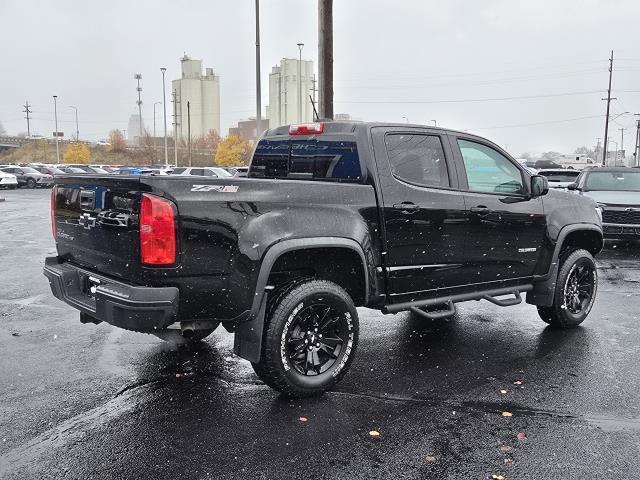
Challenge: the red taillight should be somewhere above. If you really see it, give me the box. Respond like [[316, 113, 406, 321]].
[[289, 122, 324, 135], [50, 186, 56, 238], [140, 194, 176, 266]]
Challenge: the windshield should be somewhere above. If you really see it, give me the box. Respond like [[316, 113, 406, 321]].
[[90, 167, 109, 174], [585, 171, 640, 191], [21, 167, 41, 174]]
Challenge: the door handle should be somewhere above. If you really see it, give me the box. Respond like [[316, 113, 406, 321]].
[[470, 206, 491, 215], [393, 202, 420, 214]]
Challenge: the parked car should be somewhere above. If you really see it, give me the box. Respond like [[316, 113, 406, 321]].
[[90, 165, 119, 173], [57, 166, 88, 174], [34, 166, 68, 176], [537, 169, 581, 189], [56, 164, 110, 174], [568, 167, 640, 239], [235, 166, 249, 177], [0, 166, 53, 188], [534, 159, 563, 170], [0, 170, 18, 189], [169, 166, 233, 177], [45, 121, 602, 397], [116, 167, 153, 175]]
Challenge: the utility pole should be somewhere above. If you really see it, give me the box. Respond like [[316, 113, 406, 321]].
[[187, 101, 192, 167], [310, 74, 318, 106], [153, 101, 161, 163], [22, 101, 32, 137], [134, 74, 143, 145], [172, 89, 179, 166], [619, 128, 626, 162], [318, 0, 333, 120], [255, 0, 262, 139], [69, 106, 79, 141], [634, 114, 640, 167], [602, 50, 616, 166], [297, 43, 304, 123], [160, 68, 168, 167], [53, 95, 60, 164]]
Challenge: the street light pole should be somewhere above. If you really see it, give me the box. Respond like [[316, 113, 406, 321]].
[[160, 68, 168, 167], [53, 95, 60, 163], [620, 128, 626, 160], [69, 106, 79, 141], [134, 74, 143, 145], [153, 101, 161, 163], [297, 43, 304, 123], [255, 0, 262, 139]]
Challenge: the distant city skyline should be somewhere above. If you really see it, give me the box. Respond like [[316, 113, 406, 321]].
[[1, 0, 639, 155]]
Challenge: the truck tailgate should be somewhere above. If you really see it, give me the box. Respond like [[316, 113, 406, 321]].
[[52, 175, 148, 282]]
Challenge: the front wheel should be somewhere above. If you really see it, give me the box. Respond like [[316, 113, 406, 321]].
[[26, 178, 36, 189], [252, 279, 359, 397], [537, 249, 597, 327]]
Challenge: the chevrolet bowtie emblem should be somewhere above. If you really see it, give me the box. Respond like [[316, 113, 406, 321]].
[[78, 213, 96, 230]]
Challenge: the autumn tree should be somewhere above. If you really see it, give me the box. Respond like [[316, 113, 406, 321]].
[[214, 134, 252, 167], [63, 143, 91, 164], [108, 129, 127, 152]]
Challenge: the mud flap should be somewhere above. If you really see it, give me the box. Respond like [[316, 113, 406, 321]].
[[526, 260, 558, 307], [233, 294, 268, 363]]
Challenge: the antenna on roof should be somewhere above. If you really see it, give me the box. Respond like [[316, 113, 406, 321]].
[[309, 95, 319, 122]]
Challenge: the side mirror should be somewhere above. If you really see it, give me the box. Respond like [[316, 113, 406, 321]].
[[566, 183, 580, 191], [530, 175, 549, 197]]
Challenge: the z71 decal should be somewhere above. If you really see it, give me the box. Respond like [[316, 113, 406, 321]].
[[190, 185, 239, 193]]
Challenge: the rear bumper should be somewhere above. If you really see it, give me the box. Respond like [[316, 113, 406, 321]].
[[43, 257, 179, 332], [603, 223, 640, 238]]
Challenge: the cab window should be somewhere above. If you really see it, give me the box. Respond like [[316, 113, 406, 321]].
[[385, 134, 450, 188], [458, 139, 524, 195]]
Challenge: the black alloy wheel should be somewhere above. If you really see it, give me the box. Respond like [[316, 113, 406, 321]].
[[537, 249, 597, 327], [252, 279, 359, 397], [563, 261, 596, 315], [285, 303, 349, 376]]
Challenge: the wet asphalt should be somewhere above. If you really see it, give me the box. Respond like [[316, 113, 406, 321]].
[[1, 188, 640, 480]]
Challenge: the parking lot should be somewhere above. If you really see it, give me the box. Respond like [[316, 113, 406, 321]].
[[1, 188, 640, 479]]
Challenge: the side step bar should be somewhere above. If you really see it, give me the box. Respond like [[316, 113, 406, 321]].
[[384, 284, 533, 319]]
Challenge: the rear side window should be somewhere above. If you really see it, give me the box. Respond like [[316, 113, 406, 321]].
[[385, 134, 450, 188], [250, 138, 361, 181], [171, 167, 187, 175], [190, 168, 205, 176]]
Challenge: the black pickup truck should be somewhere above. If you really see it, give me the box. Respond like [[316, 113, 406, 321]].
[[44, 121, 603, 396]]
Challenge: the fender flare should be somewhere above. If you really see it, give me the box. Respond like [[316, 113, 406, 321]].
[[527, 223, 602, 307], [234, 237, 370, 362]]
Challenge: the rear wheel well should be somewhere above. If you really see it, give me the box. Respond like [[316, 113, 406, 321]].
[[267, 247, 366, 306], [560, 229, 603, 257]]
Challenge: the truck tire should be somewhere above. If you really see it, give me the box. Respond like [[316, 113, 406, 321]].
[[251, 279, 359, 397], [537, 249, 597, 328], [153, 323, 219, 345], [26, 178, 36, 189]]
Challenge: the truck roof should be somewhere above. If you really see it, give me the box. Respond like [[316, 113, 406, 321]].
[[263, 121, 473, 139]]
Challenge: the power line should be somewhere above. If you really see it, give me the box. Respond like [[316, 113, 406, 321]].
[[337, 90, 605, 105], [471, 114, 605, 131]]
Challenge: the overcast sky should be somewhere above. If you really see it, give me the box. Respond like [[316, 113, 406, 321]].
[[1, 0, 639, 155]]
